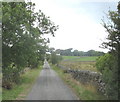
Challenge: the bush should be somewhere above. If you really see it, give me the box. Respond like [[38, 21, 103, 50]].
[[50, 52, 62, 65], [2, 63, 23, 89], [96, 53, 118, 99]]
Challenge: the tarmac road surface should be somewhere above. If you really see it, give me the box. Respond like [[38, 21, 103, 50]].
[[26, 59, 78, 100]]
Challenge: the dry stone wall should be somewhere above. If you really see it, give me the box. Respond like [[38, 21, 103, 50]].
[[58, 64, 106, 96]]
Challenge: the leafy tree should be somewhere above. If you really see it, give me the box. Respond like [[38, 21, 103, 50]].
[[59, 48, 73, 56], [48, 47, 55, 53], [2, 2, 58, 89], [73, 50, 80, 56], [96, 2, 119, 99], [86, 50, 104, 56], [96, 53, 118, 99], [50, 52, 62, 65], [79, 51, 85, 56]]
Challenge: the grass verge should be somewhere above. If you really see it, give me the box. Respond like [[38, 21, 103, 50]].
[[52, 65, 107, 100], [2, 66, 42, 100]]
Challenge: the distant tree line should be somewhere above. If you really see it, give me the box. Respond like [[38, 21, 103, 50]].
[[48, 48, 105, 56]]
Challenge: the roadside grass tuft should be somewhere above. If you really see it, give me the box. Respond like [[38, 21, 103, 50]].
[[52, 65, 107, 100], [2, 66, 42, 100]]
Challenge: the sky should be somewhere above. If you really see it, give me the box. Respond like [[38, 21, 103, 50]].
[[29, 0, 119, 52]]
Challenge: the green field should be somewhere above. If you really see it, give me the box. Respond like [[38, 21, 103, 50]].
[[62, 56, 99, 62], [62, 56, 80, 60]]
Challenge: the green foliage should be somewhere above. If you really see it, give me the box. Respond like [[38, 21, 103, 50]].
[[86, 50, 104, 56], [96, 53, 112, 73], [46, 54, 51, 62], [96, 3, 119, 99], [2, 2, 58, 89], [96, 53, 118, 99], [50, 52, 62, 65], [101, 4, 120, 53]]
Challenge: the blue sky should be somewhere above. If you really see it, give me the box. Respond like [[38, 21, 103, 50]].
[[75, 2, 117, 22], [30, 0, 119, 52]]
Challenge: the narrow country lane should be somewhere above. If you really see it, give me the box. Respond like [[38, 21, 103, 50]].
[[26, 59, 78, 100]]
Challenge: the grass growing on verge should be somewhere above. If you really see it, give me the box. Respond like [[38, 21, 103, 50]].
[[2, 66, 42, 100], [52, 65, 107, 100]]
